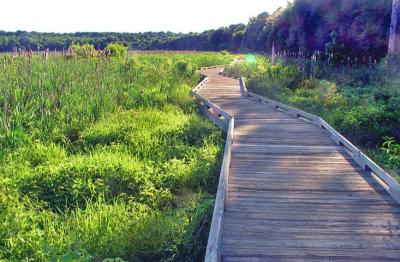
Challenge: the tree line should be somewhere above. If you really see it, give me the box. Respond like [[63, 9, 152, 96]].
[[0, 0, 397, 62], [0, 31, 182, 52], [160, 0, 394, 61]]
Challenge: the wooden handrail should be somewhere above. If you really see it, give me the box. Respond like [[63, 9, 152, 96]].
[[318, 118, 400, 202], [191, 72, 234, 262], [192, 74, 232, 131], [204, 118, 234, 262], [239, 77, 400, 203], [200, 64, 230, 70]]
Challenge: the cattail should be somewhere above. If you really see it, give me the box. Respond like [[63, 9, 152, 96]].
[[41, 49, 49, 62], [20, 48, 24, 57], [45, 48, 49, 62], [2, 79, 8, 129], [28, 48, 33, 61]]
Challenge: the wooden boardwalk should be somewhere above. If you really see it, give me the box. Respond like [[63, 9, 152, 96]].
[[196, 67, 400, 261]]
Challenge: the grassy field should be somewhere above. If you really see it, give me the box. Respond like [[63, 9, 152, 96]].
[[0, 51, 234, 261], [225, 56, 400, 180]]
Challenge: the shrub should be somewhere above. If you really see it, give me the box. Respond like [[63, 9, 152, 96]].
[[105, 43, 127, 58], [70, 44, 97, 58]]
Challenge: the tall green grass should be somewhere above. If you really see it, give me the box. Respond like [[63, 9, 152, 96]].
[[0, 51, 233, 261]]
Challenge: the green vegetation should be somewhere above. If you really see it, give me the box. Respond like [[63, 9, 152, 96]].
[[70, 43, 98, 58], [225, 56, 400, 179], [0, 51, 234, 261], [382, 137, 400, 170], [0, 0, 398, 257], [0, 31, 183, 51], [104, 43, 128, 58], [0, 0, 393, 62]]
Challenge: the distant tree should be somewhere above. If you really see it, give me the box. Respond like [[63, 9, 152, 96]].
[[232, 30, 245, 50], [325, 31, 348, 64], [241, 12, 269, 51]]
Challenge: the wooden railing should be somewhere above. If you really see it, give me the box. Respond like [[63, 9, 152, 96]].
[[191, 73, 234, 262], [240, 77, 400, 203], [191, 75, 231, 131]]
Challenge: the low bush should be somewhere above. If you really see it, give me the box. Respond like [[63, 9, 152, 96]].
[[70, 43, 97, 58], [104, 43, 127, 58]]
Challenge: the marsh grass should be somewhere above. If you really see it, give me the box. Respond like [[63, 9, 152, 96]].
[[0, 52, 233, 261]]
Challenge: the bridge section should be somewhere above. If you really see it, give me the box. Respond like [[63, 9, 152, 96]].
[[196, 67, 400, 261]]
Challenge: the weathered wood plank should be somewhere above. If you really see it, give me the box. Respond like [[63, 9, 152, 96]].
[[224, 200, 400, 213], [221, 238, 400, 249], [227, 183, 387, 193], [227, 187, 393, 198], [221, 247, 400, 261], [231, 160, 362, 169], [223, 216, 400, 228], [228, 174, 380, 186], [222, 230, 400, 241], [232, 144, 345, 155], [223, 210, 400, 222]]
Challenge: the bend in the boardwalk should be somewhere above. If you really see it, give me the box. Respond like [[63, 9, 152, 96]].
[[200, 67, 400, 261]]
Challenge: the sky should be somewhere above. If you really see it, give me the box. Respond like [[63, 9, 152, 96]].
[[0, 0, 289, 33]]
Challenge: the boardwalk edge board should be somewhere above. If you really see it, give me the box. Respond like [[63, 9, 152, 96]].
[[236, 76, 400, 204], [191, 68, 234, 262]]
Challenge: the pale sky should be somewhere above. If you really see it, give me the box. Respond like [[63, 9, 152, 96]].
[[0, 0, 289, 33]]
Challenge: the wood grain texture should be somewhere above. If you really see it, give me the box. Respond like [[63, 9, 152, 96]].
[[197, 67, 400, 261]]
